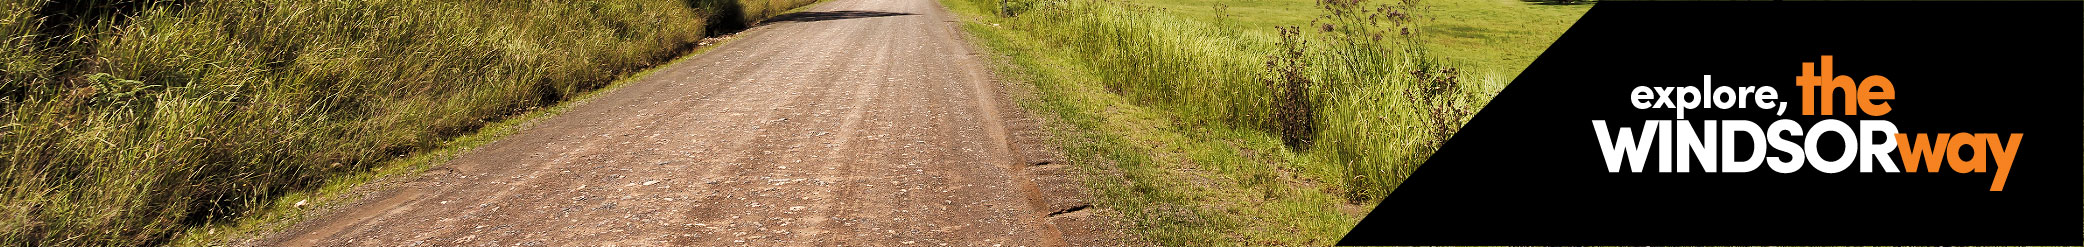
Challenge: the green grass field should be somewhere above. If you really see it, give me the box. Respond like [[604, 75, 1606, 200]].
[[944, 0, 1588, 244], [1140, 0, 1588, 86], [0, 0, 816, 245]]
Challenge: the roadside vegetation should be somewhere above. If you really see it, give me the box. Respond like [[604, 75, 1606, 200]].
[[0, 0, 815, 245], [944, 0, 1587, 244]]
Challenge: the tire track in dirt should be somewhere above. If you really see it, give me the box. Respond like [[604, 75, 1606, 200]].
[[255, 0, 1141, 245]]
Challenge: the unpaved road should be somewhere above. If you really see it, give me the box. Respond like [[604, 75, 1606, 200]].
[[258, 0, 1132, 245]]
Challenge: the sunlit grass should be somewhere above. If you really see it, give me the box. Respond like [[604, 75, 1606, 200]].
[[0, 0, 817, 245], [943, 0, 1587, 244]]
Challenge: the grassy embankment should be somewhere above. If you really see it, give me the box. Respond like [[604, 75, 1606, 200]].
[[0, 0, 816, 245], [943, 0, 1587, 244]]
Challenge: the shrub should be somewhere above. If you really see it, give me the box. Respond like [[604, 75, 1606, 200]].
[[1264, 26, 1315, 148]]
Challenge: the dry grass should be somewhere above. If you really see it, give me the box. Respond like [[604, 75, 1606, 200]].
[[0, 0, 815, 245]]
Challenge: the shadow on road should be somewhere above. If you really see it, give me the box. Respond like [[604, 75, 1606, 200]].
[[759, 11, 917, 24]]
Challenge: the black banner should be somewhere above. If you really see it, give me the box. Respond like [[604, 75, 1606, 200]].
[[1340, 1, 2082, 245]]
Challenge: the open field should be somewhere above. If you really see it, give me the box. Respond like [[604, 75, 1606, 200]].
[[943, 0, 1589, 244], [1137, 0, 1588, 88], [0, 0, 815, 245]]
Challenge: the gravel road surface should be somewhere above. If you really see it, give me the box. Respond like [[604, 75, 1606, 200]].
[[257, 0, 1133, 245]]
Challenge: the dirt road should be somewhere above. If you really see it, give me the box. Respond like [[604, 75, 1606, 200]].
[[258, 0, 1128, 245]]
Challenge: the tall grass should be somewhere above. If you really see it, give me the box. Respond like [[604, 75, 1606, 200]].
[[974, 0, 1489, 202], [0, 0, 817, 245], [949, 0, 1568, 243]]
